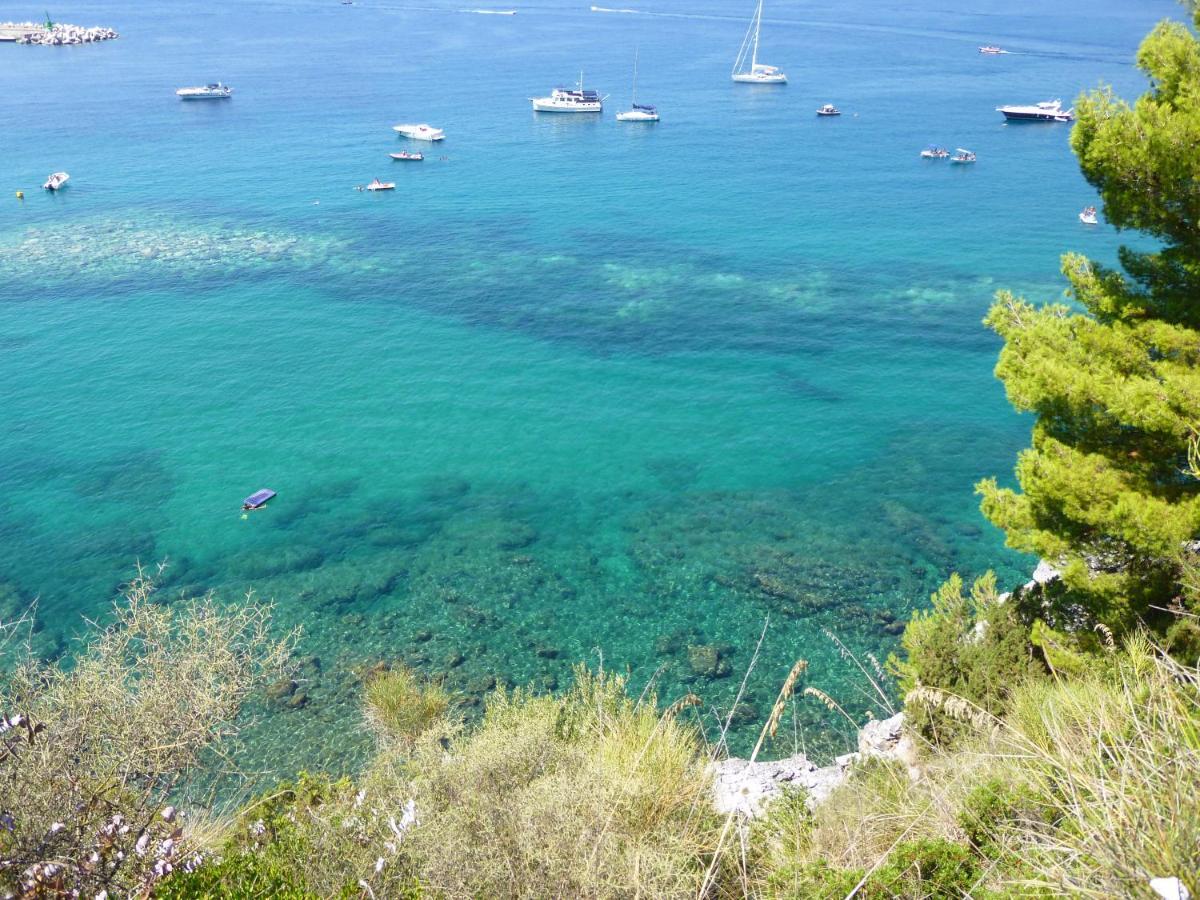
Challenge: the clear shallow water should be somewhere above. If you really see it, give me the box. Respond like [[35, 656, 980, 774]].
[[0, 0, 1176, 772]]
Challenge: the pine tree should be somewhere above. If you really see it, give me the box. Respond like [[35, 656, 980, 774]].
[[978, 6, 1200, 630]]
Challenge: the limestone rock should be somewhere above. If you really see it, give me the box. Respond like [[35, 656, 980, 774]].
[[712, 712, 916, 820], [710, 753, 854, 818]]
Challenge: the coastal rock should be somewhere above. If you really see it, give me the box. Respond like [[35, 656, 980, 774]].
[[712, 712, 915, 819], [711, 753, 855, 818]]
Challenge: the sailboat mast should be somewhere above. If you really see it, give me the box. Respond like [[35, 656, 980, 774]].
[[632, 46, 639, 105], [751, 0, 762, 69]]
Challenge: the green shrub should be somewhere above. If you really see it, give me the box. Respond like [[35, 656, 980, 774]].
[[868, 838, 977, 898], [891, 572, 1048, 744], [154, 850, 318, 900], [363, 666, 452, 748], [0, 568, 293, 898], [763, 860, 865, 899]]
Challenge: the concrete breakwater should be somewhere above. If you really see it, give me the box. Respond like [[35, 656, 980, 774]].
[[0, 21, 118, 44]]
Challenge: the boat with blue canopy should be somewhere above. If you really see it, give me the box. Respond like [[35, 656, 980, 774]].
[[242, 488, 277, 510]]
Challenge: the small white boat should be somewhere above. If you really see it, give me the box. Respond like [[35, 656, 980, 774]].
[[816, 103, 841, 117], [732, 0, 786, 83], [363, 178, 395, 191], [997, 99, 1074, 122], [950, 148, 976, 164], [531, 74, 605, 112], [393, 123, 445, 141], [43, 171, 69, 190], [176, 83, 233, 100], [390, 150, 424, 161], [1079, 206, 1098, 225], [920, 145, 949, 159], [616, 48, 659, 122], [979, 45, 1006, 54]]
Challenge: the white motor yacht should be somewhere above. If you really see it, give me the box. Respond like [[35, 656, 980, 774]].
[[176, 83, 233, 100], [997, 99, 1073, 122], [43, 171, 69, 190], [979, 45, 1006, 54], [531, 74, 605, 112], [616, 48, 659, 122], [816, 103, 841, 116], [393, 123, 445, 141], [732, 0, 786, 83]]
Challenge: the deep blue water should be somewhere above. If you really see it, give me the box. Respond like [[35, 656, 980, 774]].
[[0, 0, 1177, 773]]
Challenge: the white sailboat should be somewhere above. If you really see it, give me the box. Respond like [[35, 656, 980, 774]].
[[616, 47, 659, 122], [732, 0, 786, 84]]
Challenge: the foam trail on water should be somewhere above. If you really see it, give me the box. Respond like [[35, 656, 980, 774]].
[[590, 5, 643, 13], [461, 7, 517, 13]]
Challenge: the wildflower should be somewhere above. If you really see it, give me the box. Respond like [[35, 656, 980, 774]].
[[161, 806, 176, 823], [134, 832, 150, 856], [48, 822, 65, 835], [374, 857, 385, 873]]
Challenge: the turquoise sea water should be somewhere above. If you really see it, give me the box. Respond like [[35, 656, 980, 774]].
[[0, 0, 1177, 774]]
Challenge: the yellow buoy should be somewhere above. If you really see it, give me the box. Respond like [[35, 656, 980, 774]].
[[15, 191, 23, 200]]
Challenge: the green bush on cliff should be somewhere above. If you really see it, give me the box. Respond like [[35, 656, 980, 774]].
[[977, 1, 1200, 634], [0, 568, 293, 899], [890, 572, 1047, 743]]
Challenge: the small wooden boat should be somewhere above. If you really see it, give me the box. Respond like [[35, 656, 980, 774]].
[[242, 488, 276, 510], [43, 172, 69, 191], [389, 151, 424, 161], [364, 178, 395, 191], [816, 103, 841, 117]]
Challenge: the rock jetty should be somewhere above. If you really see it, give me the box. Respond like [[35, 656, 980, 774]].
[[2, 22, 118, 45]]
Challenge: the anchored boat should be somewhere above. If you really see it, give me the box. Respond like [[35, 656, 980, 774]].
[[176, 83, 233, 100], [390, 150, 424, 161], [732, 0, 786, 84], [242, 488, 276, 510], [43, 171, 69, 190], [816, 103, 841, 116], [997, 99, 1073, 122], [616, 48, 658, 122], [531, 73, 605, 112], [393, 123, 445, 141]]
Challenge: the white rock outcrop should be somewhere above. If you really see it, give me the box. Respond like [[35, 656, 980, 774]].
[[712, 711, 914, 819]]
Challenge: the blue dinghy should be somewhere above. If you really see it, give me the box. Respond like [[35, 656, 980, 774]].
[[242, 488, 276, 510]]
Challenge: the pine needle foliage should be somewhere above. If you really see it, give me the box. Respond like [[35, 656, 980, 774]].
[[977, 5, 1200, 631]]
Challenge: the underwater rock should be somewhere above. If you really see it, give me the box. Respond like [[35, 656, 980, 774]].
[[296, 655, 323, 674], [419, 476, 472, 502], [266, 678, 298, 704], [655, 626, 703, 657], [443, 650, 465, 669], [467, 674, 497, 695], [535, 644, 560, 659], [687, 644, 732, 680], [286, 690, 310, 710], [727, 701, 760, 727], [414, 629, 434, 643]]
